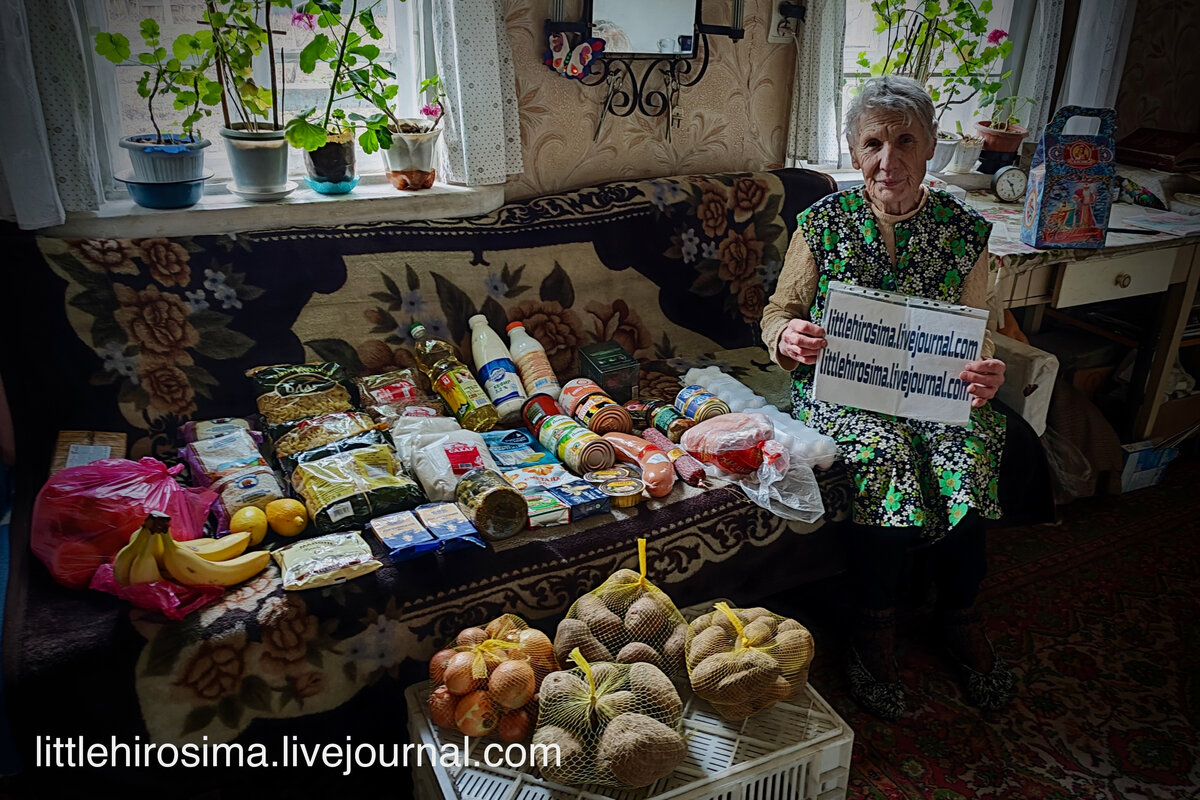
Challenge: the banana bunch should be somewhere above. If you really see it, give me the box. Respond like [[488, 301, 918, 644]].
[[113, 513, 271, 588]]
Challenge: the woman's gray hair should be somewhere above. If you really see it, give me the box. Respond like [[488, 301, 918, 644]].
[[845, 75, 936, 148]]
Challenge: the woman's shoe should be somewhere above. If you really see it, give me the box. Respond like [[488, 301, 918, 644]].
[[949, 639, 1015, 711], [846, 646, 908, 720]]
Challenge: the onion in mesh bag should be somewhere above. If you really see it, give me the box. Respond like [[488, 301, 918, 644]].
[[427, 614, 559, 742]]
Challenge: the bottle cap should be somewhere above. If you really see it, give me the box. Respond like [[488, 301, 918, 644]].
[[408, 322, 425, 336], [505, 321, 526, 332], [468, 314, 487, 327]]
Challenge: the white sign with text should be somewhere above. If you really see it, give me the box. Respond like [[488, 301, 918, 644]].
[[813, 281, 989, 425]]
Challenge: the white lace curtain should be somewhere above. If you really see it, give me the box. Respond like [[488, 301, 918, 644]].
[[785, 0, 846, 166], [429, 0, 523, 185], [0, 0, 104, 229]]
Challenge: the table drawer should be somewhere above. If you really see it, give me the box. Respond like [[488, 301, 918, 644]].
[[1052, 250, 1175, 308]]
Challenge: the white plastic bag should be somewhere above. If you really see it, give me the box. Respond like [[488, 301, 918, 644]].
[[1040, 426, 1093, 503], [711, 442, 825, 523]]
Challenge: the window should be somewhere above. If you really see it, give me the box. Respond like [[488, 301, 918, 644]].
[[81, 0, 431, 195], [838, 0, 1018, 160]]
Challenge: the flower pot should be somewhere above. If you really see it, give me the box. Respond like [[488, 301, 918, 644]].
[[221, 124, 290, 194], [381, 123, 441, 191], [303, 130, 359, 195], [115, 170, 212, 209], [946, 141, 983, 174], [927, 138, 958, 173], [974, 121, 1028, 154], [121, 135, 210, 183]]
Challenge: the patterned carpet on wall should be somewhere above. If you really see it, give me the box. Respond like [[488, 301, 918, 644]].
[[777, 455, 1200, 800]]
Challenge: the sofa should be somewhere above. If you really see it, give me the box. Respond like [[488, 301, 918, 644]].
[[0, 167, 1052, 791]]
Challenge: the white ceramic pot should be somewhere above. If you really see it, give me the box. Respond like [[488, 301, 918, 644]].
[[121, 135, 210, 182], [927, 138, 958, 173], [381, 124, 441, 190], [221, 124, 289, 193], [946, 141, 983, 174]]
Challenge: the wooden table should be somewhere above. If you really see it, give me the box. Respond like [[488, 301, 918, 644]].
[[972, 193, 1200, 440]]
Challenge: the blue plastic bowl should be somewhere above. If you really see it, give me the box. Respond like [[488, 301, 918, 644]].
[[115, 170, 211, 209]]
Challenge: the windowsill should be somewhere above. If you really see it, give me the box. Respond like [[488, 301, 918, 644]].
[[41, 177, 506, 239]]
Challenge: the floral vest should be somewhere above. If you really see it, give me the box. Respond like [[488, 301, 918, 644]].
[[791, 186, 991, 392]]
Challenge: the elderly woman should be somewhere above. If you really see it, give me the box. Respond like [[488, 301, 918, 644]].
[[761, 76, 1013, 720]]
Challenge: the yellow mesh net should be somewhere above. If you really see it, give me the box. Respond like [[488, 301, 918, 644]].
[[553, 538, 689, 677], [533, 648, 686, 788], [427, 613, 559, 743], [684, 602, 816, 721]]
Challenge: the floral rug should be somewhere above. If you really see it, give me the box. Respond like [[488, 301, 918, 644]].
[[800, 456, 1200, 799]]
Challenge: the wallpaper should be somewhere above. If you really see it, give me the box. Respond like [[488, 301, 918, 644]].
[[1114, 0, 1200, 139], [502, 0, 796, 200]]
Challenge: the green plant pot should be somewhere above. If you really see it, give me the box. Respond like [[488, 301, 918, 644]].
[[221, 124, 289, 194]]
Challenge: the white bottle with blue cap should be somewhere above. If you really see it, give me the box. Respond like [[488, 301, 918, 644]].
[[469, 314, 527, 424]]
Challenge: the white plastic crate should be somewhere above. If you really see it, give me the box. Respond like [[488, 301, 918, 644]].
[[405, 600, 852, 800]]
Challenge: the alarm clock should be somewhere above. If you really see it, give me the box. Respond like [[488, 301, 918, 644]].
[[991, 165, 1028, 203]]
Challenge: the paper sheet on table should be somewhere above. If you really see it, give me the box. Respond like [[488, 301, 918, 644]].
[[1123, 211, 1200, 237], [813, 282, 988, 425]]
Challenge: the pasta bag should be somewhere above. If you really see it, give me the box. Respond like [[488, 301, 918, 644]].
[[533, 649, 685, 788], [427, 614, 558, 744], [684, 601, 815, 721], [552, 538, 689, 677]]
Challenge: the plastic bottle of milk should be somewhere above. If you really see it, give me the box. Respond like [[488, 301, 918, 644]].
[[505, 320, 562, 400], [469, 315, 526, 423]]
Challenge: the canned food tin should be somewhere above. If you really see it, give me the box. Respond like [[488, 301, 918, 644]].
[[560, 378, 633, 434], [521, 393, 565, 437], [599, 477, 645, 508], [583, 466, 634, 484], [674, 385, 730, 421], [644, 399, 696, 442]]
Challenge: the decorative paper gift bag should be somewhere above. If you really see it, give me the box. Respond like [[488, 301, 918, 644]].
[[1020, 106, 1118, 249]]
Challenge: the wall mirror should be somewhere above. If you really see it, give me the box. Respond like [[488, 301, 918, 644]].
[[590, 0, 696, 57]]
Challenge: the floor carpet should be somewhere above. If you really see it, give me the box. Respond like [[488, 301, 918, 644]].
[[783, 456, 1199, 800]]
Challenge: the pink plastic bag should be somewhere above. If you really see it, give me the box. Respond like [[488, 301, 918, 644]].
[[32, 458, 217, 590], [89, 564, 224, 620]]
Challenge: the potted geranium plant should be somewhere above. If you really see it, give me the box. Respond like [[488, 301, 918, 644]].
[[202, 0, 291, 196], [93, 19, 218, 196], [284, 0, 389, 194], [343, 64, 448, 190], [975, 90, 1034, 173]]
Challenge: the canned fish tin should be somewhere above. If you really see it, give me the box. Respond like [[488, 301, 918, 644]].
[[623, 399, 651, 429], [455, 467, 528, 541], [674, 385, 730, 421], [644, 399, 696, 442], [560, 378, 633, 434], [583, 466, 634, 484], [521, 393, 565, 437], [599, 477, 645, 508]]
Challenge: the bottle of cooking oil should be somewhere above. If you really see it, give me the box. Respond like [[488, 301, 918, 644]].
[[409, 323, 498, 431]]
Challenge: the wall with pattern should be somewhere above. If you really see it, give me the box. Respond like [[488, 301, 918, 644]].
[[1114, 0, 1200, 139], [502, 0, 796, 200]]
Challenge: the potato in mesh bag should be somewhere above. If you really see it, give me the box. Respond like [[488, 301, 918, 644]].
[[533, 649, 685, 788], [552, 539, 689, 676], [426, 614, 559, 744], [685, 601, 814, 721]]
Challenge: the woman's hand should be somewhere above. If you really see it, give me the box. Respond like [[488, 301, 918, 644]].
[[961, 358, 1006, 407], [779, 319, 828, 365]]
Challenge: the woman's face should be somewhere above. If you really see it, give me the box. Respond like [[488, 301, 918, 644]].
[[850, 111, 936, 214]]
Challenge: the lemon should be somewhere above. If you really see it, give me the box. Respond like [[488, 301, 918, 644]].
[[229, 506, 269, 546], [266, 499, 308, 537]]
